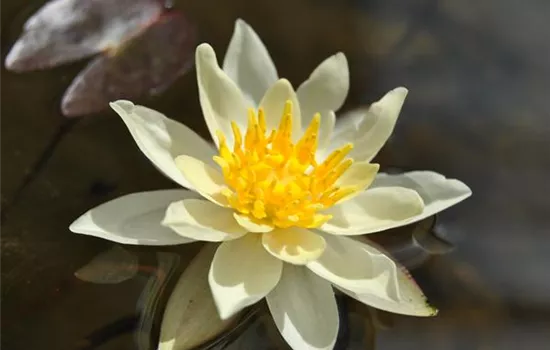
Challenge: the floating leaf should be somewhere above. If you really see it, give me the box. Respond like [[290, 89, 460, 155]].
[[74, 245, 138, 284], [5, 0, 163, 72], [61, 12, 196, 117], [158, 244, 250, 350]]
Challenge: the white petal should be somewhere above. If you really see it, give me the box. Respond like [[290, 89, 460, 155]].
[[262, 228, 326, 265], [110, 100, 216, 189], [297, 53, 349, 149], [348, 87, 408, 162], [321, 187, 424, 235], [319, 108, 362, 160], [370, 171, 472, 220], [175, 155, 228, 206], [222, 19, 278, 106], [233, 213, 274, 233], [307, 235, 401, 300], [162, 199, 247, 242], [329, 238, 436, 316], [266, 265, 339, 350], [70, 190, 195, 245], [209, 234, 283, 319], [196, 43, 249, 148], [259, 79, 302, 140]]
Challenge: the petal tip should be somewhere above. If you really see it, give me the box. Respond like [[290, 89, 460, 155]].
[[196, 43, 216, 60], [393, 86, 409, 97]]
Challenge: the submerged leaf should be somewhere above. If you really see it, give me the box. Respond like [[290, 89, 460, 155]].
[[61, 12, 196, 117], [5, 0, 163, 71], [135, 252, 182, 350], [74, 245, 138, 284]]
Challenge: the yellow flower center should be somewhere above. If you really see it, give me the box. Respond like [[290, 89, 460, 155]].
[[213, 101, 357, 229]]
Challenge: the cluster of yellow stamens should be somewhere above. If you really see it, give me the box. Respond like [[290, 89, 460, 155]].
[[213, 101, 357, 229]]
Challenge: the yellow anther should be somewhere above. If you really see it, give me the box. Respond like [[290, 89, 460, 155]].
[[213, 100, 362, 229]]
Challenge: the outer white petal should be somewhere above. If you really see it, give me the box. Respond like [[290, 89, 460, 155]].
[[70, 190, 196, 245], [369, 171, 472, 219], [321, 187, 424, 235], [259, 79, 302, 140], [222, 19, 278, 106], [110, 100, 216, 189], [196, 43, 249, 148], [209, 234, 283, 319], [297, 53, 349, 150], [348, 87, 408, 162], [162, 199, 247, 242], [307, 235, 400, 299], [266, 265, 339, 350], [325, 237, 437, 316], [320, 88, 408, 161]]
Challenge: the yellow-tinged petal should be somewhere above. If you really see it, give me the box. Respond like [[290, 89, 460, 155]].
[[175, 155, 229, 206], [261, 228, 326, 265], [259, 79, 302, 139], [233, 213, 274, 233]]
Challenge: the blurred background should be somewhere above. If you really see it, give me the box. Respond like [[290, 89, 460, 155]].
[[2, 0, 550, 349]]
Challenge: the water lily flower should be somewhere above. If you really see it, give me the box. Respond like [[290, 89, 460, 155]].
[[70, 19, 471, 350]]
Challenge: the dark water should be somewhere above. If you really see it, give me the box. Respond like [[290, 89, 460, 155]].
[[2, 0, 550, 349]]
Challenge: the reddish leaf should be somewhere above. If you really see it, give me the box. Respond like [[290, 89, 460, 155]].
[[5, 0, 163, 71], [61, 12, 196, 117]]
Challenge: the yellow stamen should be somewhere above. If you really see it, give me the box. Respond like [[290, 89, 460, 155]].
[[214, 100, 362, 229]]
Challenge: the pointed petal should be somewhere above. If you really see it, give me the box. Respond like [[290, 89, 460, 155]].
[[162, 199, 247, 242], [307, 235, 401, 300], [321, 187, 424, 235], [266, 265, 339, 350], [175, 155, 228, 206], [259, 79, 302, 139], [209, 234, 283, 319], [325, 237, 437, 316], [262, 228, 326, 265], [70, 190, 195, 245], [370, 171, 472, 220], [348, 87, 408, 162], [110, 100, 216, 189], [222, 19, 278, 106], [196, 43, 249, 148], [297, 53, 349, 149]]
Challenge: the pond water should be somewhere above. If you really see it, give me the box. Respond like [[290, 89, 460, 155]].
[[2, 0, 550, 349]]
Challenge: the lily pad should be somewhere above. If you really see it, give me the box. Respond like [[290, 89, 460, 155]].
[[5, 0, 164, 71], [74, 245, 138, 284], [61, 11, 196, 117]]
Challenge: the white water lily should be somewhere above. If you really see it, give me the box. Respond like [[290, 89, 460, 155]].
[[70, 19, 471, 350]]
